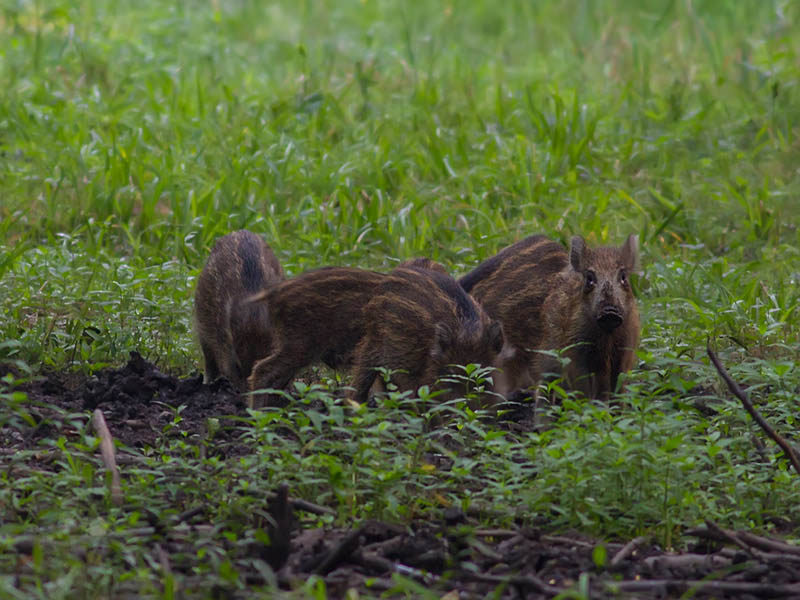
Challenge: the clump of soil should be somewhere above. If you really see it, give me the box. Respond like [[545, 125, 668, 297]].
[[2, 351, 247, 451]]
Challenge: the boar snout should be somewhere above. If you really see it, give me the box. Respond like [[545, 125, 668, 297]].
[[597, 305, 623, 332]]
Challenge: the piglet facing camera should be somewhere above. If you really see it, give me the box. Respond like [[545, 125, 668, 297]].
[[460, 234, 640, 400]]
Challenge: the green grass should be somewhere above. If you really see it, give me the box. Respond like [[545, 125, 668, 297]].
[[1, 0, 799, 596]]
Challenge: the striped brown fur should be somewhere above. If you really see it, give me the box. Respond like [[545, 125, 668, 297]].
[[194, 230, 285, 391], [460, 234, 640, 400], [247, 266, 386, 407], [350, 260, 506, 405]]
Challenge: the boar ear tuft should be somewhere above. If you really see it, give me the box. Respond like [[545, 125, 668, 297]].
[[487, 320, 504, 355], [621, 234, 639, 272], [569, 236, 586, 271]]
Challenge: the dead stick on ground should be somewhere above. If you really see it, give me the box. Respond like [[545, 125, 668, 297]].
[[610, 536, 648, 568], [686, 526, 800, 556], [314, 527, 363, 575], [611, 579, 800, 597], [737, 531, 800, 556], [466, 572, 562, 597], [707, 345, 800, 477], [92, 409, 123, 506], [541, 535, 595, 548], [290, 497, 336, 516], [704, 520, 756, 557], [473, 528, 519, 539]]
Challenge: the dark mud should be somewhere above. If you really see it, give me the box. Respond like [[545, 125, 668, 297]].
[[2, 352, 246, 452], [3, 353, 799, 598]]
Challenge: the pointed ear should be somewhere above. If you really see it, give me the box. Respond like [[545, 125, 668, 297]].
[[620, 233, 639, 272], [487, 320, 504, 355], [569, 236, 586, 272]]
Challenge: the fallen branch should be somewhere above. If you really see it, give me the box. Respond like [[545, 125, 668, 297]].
[[465, 572, 563, 596], [540, 535, 594, 548], [688, 525, 800, 554], [737, 531, 800, 556], [468, 537, 504, 561], [610, 536, 648, 568], [753, 552, 800, 564], [353, 550, 438, 584], [705, 520, 755, 556], [313, 527, 363, 575], [473, 528, 519, 539], [707, 345, 800, 477], [91, 409, 123, 506], [686, 526, 800, 564], [290, 497, 336, 516], [643, 553, 732, 572], [353, 549, 393, 574], [362, 535, 405, 556], [609, 578, 800, 598]]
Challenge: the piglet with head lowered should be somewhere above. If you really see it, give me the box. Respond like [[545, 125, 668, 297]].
[[194, 230, 285, 392], [350, 258, 507, 407]]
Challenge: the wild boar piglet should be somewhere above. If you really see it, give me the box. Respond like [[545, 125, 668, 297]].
[[194, 230, 284, 391], [248, 266, 387, 407], [460, 234, 640, 400], [350, 259, 507, 406]]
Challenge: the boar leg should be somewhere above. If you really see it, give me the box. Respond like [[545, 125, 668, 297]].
[[350, 339, 380, 405], [201, 342, 221, 384]]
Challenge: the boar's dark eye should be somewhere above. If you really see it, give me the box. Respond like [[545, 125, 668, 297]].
[[619, 269, 628, 285], [585, 270, 597, 291]]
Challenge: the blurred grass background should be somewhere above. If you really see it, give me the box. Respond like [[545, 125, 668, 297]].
[[0, 0, 797, 373]]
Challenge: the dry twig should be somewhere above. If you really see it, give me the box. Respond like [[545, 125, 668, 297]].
[[610, 536, 648, 568], [540, 535, 594, 548], [705, 520, 756, 556], [91, 409, 123, 506], [707, 345, 800, 477], [313, 527, 363, 575], [737, 531, 800, 556], [465, 572, 563, 596], [610, 578, 800, 597], [474, 528, 519, 539], [290, 497, 336, 516], [643, 553, 732, 572]]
